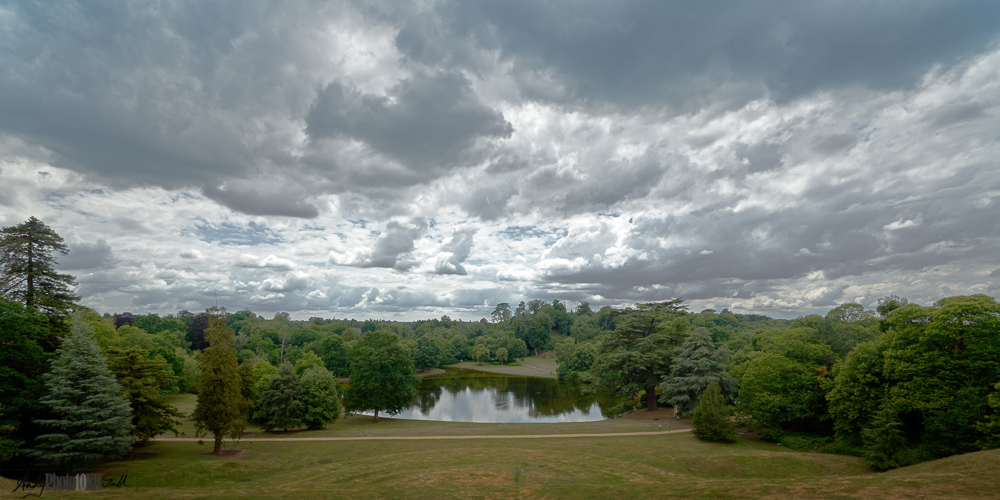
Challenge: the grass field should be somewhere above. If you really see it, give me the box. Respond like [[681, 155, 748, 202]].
[[6, 396, 999, 499]]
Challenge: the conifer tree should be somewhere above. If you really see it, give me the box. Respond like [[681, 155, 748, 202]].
[[192, 307, 251, 454], [862, 397, 907, 472], [106, 346, 184, 445], [0, 216, 79, 318], [259, 363, 305, 431], [299, 366, 342, 429], [25, 316, 133, 466], [691, 380, 736, 442], [659, 327, 736, 415]]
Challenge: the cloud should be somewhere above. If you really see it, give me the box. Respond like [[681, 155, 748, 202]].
[[433, 227, 477, 275], [58, 239, 117, 270], [329, 217, 428, 271], [236, 254, 297, 271], [305, 71, 513, 171]]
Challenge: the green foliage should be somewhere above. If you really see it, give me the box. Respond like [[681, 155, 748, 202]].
[[25, 316, 133, 464], [883, 295, 1000, 457], [0, 216, 79, 317], [733, 352, 828, 435], [0, 404, 23, 461], [259, 363, 305, 431], [344, 330, 419, 422], [660, 327, 736, 415], [0, 296, 50, 445], [495, 347, 508, 365], [106, 346, 184, 445], [472, 344, 490, 365], [318, 333, 351, 376], [862, 397, 907, 472], [415, 335, 441, 370], [192, 308, 252, 454], [299, 366, 342, 430], [252, 359, 279, 401], [827, 338, 890, 440], [976, 381, 1000, 450], [294, 351, 324, 377], [692, 380, 736, 442], [590, 300, 686, 411]]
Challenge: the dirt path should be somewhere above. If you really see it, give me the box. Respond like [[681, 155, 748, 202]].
[[155, 428, 691, 442]]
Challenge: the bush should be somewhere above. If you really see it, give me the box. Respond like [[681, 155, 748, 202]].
[[692, 380, 736, 442]]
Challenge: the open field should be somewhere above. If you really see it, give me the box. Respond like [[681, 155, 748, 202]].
[[7, 426, 999, 499], [446, 359, 559, 379]]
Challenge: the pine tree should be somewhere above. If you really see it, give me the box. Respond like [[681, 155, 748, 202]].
[[24, 316, 133, 466], [106, 346, 184, 445], [259, 363, 305, 431], [862, 397, 907, 472], [691, 380, 736, 442], [299, 366, 342, 430], [192, 307, 251, 454], [0, 216, 79, 317], [660, 327, 736, 415]]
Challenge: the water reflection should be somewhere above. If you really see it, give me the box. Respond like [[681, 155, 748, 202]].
[[385, 369, 624, 423]]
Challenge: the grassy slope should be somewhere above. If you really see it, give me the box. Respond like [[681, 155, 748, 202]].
[[15, 433, 1000, 499], [11, 396, 999, 499]]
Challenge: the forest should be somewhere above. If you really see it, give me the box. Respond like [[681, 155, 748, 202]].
[[2, 216, 1000, 473]]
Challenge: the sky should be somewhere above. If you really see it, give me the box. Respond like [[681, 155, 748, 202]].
[[1, 0, 999, 321]]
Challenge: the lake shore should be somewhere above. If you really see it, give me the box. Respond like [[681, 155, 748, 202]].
[[445, 356, 559, 379]]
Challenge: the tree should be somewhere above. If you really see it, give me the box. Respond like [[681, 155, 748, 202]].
[[862, 397, 907, 472], [491, 303, 512, 323], [414, 335, 441, 370], [495, 347, 508, 365], [590, 300, 686, 411], [0, 216, 79, 317], [318, 334, 350, 376], [299, 366, 342, 429], [692, 380, 736, 442], [294, 351, 323, 377], [472, 344, 490, 365], [192, 308, 252, 454], [660, 327, 736, 415], [977, 380, 1000, 450], [24, 316, 133, 466], [258, 363, 305, 431], [106, 346, 183, 445], [0, 296, 50, 447], [344, 330, 419, 422]]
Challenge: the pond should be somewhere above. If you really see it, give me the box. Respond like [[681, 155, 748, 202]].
[[371, 368, 626, 423]]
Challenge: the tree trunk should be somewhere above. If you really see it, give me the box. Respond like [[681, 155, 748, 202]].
[[372, 409, 379, 423], [645, 384, 657, 411], [213, 432, 222, 455]]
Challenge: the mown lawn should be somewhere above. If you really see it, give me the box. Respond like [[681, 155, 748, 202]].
[[7, 415, 999, 499]]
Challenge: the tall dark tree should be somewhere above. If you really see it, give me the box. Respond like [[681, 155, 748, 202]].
[[590, 299, 687, 411], [660, 327, 736, 415], [192, 308, 251, 454], [106, 346, 184, 445], [862, 397, 907, 472], [0, 296, 51, 450], [24, 316, 133, 466], [0, 216, 79, 317], [258, 363, 305, 431]]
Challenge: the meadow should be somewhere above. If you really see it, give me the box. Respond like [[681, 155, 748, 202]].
[[5, 392, 997, 500]]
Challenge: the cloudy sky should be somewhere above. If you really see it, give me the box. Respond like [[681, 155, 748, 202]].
[[2, 1, 999, 320]]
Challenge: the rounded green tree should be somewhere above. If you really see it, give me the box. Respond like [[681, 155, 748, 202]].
[[344, 330, 419, 422], [299, 366, 342, 429]]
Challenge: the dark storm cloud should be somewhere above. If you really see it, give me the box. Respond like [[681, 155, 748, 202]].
[[423, 0, 1000, 110], [305, 71, 513, 170], [203, 185, 320, 219], [58, 239, 117, 270]]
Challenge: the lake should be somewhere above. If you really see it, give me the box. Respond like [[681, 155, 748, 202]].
[[374, 368, 625, 423]]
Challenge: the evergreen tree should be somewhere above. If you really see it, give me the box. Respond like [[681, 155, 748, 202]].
[[659, 327, 736, 415], [344, 330, 419, 422], [299, 366, 342, 429], [0, 216, 79, 317], [259, 363, 305, 431], [0, 297, 50, 448], [192, 307, 251, 454], [691, 380, 736, 442], [24, 316, 133, 466], [106, 346, 184, 445], [862, 397, 907, 472]]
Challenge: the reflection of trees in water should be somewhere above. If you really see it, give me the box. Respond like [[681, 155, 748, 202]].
[[414, 371, 625, 419]]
